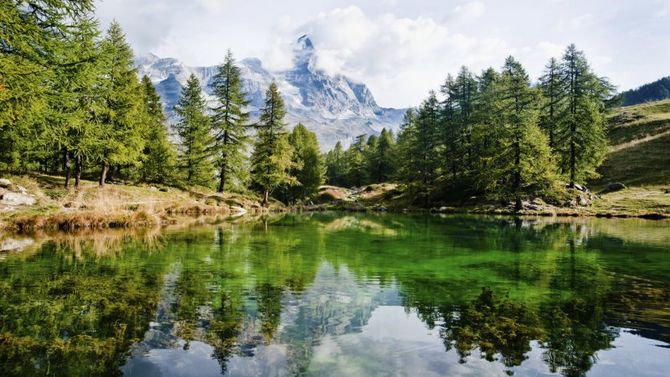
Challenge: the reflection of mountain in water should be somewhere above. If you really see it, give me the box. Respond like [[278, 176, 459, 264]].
[[2, 215, 670, 377]]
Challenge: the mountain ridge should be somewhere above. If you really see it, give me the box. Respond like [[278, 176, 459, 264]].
[[135, 36, 405, 150]]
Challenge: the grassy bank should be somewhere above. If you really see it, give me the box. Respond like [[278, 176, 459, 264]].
[[0, 174, 281, 232]]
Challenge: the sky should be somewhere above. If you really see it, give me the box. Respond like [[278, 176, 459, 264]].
[[95, 0, 670, 108]]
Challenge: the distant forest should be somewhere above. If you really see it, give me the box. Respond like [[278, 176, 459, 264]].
[[622, 76, 670, 106]]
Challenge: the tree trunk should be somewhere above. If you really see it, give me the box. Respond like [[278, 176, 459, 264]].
[[74, 154, 82, 188], [218, 163, 226, 193], [262, 190, 269, 206], [99, 162, 109, 187], [63, 148, 71, 188]]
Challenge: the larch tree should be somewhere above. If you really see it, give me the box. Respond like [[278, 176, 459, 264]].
[[211, 50, 250, 193], [538, 57, 563, 148], [556, 44, 609, 186], [277, 124, 324, 203], [487, 57, 559, 209], [0, 0, 95, 171], [97, 22, 146, 186], [250, 82, 297, 205], [174, 74, 215, 187], [139, 75, 176, 184], [325, 141, 346, 186]]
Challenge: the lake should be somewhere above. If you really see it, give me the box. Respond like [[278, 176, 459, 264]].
[[1, 213, 669, 377]]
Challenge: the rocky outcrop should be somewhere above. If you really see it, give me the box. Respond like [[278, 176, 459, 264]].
[[0, 178, 37, 209], [600, 182, 626, 194]]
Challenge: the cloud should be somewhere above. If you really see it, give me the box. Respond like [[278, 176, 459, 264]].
[[451, 1, 486, 22], [278, 6, 508, 107]]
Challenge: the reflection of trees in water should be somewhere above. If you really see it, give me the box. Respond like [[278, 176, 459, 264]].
[[429, 287, 618, 377], [1, 214, 669, 376]]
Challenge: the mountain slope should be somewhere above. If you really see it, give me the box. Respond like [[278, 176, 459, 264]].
[[592, 99, 670, 188], [136, 36, 405, 150], [621, 76, 670, 106]]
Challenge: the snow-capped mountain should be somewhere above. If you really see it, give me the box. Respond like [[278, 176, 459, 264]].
[[135, 35, 405, 150]]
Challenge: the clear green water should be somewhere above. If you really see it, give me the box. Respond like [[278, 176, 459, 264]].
[[1, 214, 669, 377]]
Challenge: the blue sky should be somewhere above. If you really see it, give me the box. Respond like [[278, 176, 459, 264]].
[[96, 0, 670, 108]]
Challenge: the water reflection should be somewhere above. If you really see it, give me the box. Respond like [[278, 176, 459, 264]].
[[0, 214, 669, 377]]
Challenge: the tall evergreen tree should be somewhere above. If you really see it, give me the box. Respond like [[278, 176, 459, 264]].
[[538, 58, 562, 148], [139, 75, 176, 184], [211, 50, 250, 193], [485, 57, 559, 209], [250, 82, 297, 205], [325, 141, 346, 186], [174, 74, 215, 187], [344, 135, 369, 187], [0, 0, 95, 171], [276, 124, 324, 203], [370, 128, 395, 183], [47, 17, 102, 188], [97, 22, 146, 186], [556, 44, 609, 185]]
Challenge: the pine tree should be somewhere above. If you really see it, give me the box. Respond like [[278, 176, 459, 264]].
[[556, 44, 610, 186], [396, 93, 440, 203], [250, 82, 297, 205], [325, 142, 346, 186], [46, 17, 102, 188], [0, 0, 95, 171], [97, 22, 146, 186], [485, 57, 559, 209], [344, 135, 368, 187], [276, 124, 324, 203], [174, 74, 215, 187], [370, 128, 395, 183], [211, 50, 250, 193], [139, 75, 177, 184], [538, 58, 562, 148]]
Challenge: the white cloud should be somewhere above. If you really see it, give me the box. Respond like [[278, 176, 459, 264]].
[[451, 1, 486, 22], [283, 6, 508, 107]]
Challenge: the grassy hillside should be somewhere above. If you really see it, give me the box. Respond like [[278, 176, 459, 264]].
[[0, 174, 273, 232], [593, 99, 670, 188]]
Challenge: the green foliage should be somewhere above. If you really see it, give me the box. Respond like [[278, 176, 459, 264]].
[[211, 50, 250, 193], [276, 124, 324, 203], [555, 44, 610, 185], [138, 76, 177, 184], [250, 82, 298, 204], [174, 74, 215, 187], [95, 22, 148, 185]]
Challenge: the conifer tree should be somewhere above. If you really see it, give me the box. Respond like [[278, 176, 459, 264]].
[[556, 44, 609, 186], [250, 82, 297, 205], [325, 142, 346, 186], [139, 75, 176, 184], [486, 57, 559, 209], [371, 128, 395, 183], [0, 0, 95, 171], [539, 58, 562, 148], [344, 135, 369, 187], [97, 22, 146, 186], [211, 50, 250, 193], [276, 124, 324, 203], [174, 74, 215, 187], [47, 17, 102, 188]]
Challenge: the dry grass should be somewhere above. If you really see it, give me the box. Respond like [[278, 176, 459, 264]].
[[1, 174, 267, 232]]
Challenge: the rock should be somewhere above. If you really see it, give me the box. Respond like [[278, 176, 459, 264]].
[[0, 192, 36, 206], [577, 194, 589, 206], [601, 182, 626, 194], [0, 238, 34, 252], [0, 178, 12, 188]]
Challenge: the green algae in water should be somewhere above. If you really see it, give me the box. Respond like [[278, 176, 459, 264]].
[[1, 214, 669, 377]]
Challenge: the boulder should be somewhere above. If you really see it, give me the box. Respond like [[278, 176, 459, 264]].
[[601, 182, 626, 194], [577, 194, 589, 206], [0, 238, 34, 252], [0, 178, 11, 188], [0, 192, 36, 206]]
